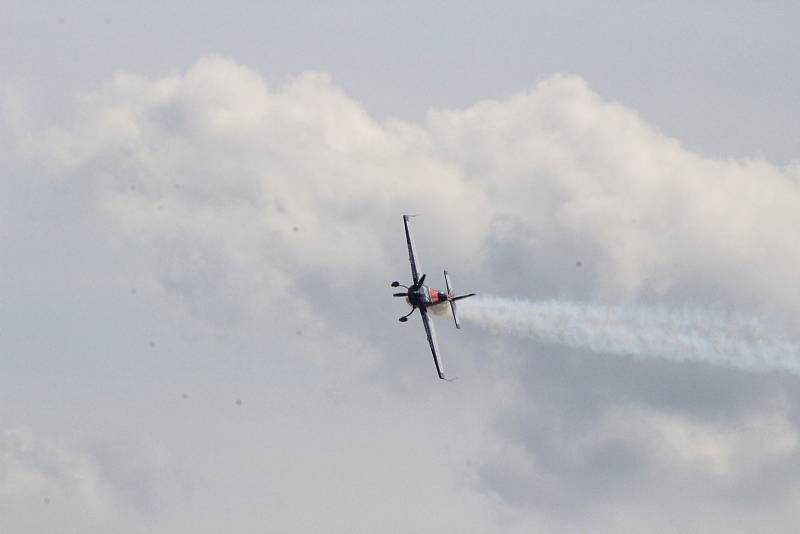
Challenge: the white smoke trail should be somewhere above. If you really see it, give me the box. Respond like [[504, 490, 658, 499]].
[[459, 296, 800, 375]]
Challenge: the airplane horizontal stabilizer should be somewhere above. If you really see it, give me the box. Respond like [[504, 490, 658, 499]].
[[444, 270, 475, 329]]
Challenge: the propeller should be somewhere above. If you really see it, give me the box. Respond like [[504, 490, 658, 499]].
[[408, 273, 427, 292], [391, 274, 427, 295]]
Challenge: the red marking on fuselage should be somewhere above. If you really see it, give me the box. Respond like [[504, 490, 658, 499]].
[[428, 288, 446, 303]]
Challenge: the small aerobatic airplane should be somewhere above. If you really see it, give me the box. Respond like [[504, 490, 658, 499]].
[[391, 215, 476, 380]]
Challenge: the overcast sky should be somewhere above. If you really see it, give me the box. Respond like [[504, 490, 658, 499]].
[[2, 3, 800, 533]]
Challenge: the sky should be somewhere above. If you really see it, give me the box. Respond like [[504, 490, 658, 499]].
[[2, 2, 800, 533]]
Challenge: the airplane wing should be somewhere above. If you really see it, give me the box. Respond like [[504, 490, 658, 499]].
[[403, 215, 421, 285], [420, 307, 446, 380]]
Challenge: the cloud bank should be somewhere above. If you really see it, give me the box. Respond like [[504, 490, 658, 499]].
[[10, 56, 800, 327], [3, 56, 800, 533]]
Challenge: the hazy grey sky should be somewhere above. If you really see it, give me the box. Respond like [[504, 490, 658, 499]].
[[2, 3, 800, 533]]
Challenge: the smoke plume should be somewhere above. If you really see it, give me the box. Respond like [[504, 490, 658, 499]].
[[459, 296, 800, 375]]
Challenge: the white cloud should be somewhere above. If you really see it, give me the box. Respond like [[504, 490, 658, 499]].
[[3, 55, 800, 533], [0, 429, 155, 534], [15, 57, 800, 324]]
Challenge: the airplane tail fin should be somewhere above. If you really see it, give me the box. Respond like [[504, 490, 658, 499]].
[[444, 270, 475, 329]]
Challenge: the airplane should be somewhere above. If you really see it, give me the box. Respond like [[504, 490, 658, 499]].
[[391, 215, 476, 380]]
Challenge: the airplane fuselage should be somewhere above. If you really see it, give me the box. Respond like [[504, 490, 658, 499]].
[[406, 285, 450, 309]]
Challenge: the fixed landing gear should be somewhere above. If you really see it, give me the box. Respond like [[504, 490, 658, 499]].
[[399, 307, 417, 322], [391, 280, 418, 323]]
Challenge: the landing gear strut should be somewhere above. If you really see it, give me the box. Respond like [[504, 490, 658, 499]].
[[399, 307, 417, 322]]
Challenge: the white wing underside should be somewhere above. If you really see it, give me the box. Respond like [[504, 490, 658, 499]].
[[403, 215, 421, 285], [420, 307, 445, 380]]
